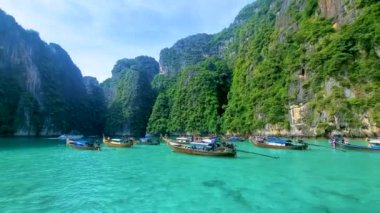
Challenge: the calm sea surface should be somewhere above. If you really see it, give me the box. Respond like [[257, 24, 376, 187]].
[[0, 138, 379, 212]]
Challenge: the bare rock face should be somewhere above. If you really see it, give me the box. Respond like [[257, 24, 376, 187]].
[[319, 0, 344, 19], [324, 77, 339, 96], [318, 0, 357, 24], [361, 115, 380, 137], [14, 41, 42, 100], [290, 104, 304, 125], [253, 124, 290, 137]]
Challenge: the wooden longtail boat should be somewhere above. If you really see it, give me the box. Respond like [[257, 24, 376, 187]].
[[165, 138, 236, 157], [103, 136, 134, 148], [329, 134, 348, 144], [249, 136, 308, 150], [334, 142, 380, 152], [66, 139, 100, 151], [329, 134, 380, 152]]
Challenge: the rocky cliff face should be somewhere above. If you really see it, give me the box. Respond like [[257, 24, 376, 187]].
[[102, 56, 159, 136], [149, 0, 380, 137], [159, 33, 214, 76], [319, 0, 358, 25], [83, 77, 107, 135], [228, 0, 379, 137], [0, 10, 105, 136]]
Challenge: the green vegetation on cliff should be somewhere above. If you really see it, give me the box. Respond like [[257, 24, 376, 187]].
[[0, 72, 21, 134], [103, 56, 159, 136], [83, 77, 107, 135], [148, 58, 231, 135], [1, 1, 379, 137], [224, 0, 380, 135], [148, 0, 380, 136], [304, 2, 380, 128], [224, 1, 282, 133]]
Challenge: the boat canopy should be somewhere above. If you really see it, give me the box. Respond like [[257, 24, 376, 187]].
[[176, 137, 190, 140], [176, 137, 191, 143], [201, 139, 212, 143], [229, 136, 238, 141], [74, 140, 90, 145], [190, 142, 212, 146], [266, 137, 290, 144], [368, 139, 380, 144]]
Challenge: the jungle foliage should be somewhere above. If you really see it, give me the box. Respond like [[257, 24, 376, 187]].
[[148, 0, 380, 135]]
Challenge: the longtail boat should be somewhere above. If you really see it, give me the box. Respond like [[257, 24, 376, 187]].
[[329, 133, 348, 144], [166, 138, 236, 157], [66, 139, 100, 151], [103, 136, 134, 148], [333, 139, 380, 152], [249, 136, 308, 150]]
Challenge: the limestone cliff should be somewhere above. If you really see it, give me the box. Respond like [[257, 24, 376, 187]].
[[159, 34, 213, 76], [83, 77, 107, 135], [101, 56, 159, 136], [0, 10, 104, 136], [226, 0, 379, 137], [149, 0, 380, 137]]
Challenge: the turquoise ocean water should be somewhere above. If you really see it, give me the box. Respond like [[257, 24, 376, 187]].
[[0, 138, 380, 212]]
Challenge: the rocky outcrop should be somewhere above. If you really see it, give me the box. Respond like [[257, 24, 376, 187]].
[[83, 77, 107, 135], [0, 9, 105, 136], [318, 0, 357, 25], [319, 0, 344, 19], [102, 56, 159, 136], [147, 0, 380, 137], [159, 34, 213, 76]]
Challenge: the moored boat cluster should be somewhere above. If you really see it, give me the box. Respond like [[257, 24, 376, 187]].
[[60, 132, 380, 156]]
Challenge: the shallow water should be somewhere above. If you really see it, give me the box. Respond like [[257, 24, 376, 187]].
[[0, 138, 379, 212]]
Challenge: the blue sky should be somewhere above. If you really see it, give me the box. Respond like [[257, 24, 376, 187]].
[[1, 0, 252, 82]]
